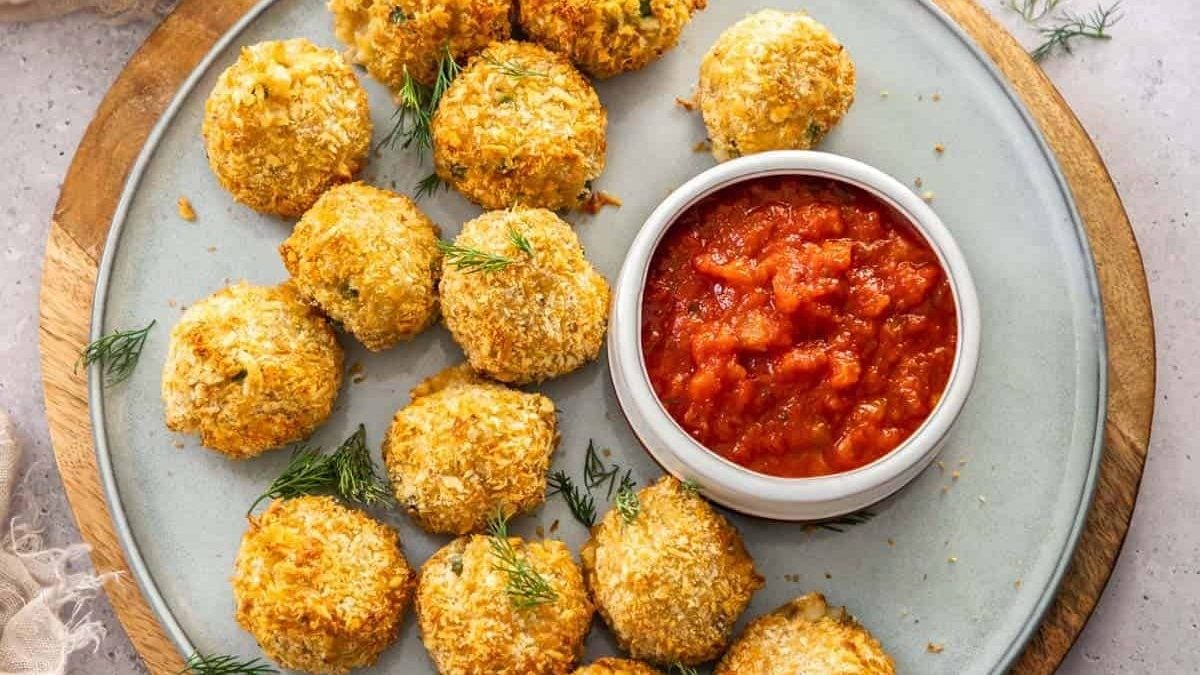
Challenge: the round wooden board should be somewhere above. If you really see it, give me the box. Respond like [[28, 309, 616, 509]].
[[37, 1, 1155, 673]]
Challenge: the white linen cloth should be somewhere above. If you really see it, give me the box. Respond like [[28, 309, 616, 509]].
[[0, 411, 109, 675]]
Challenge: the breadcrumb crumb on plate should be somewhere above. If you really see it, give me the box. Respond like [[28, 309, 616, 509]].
[[715, 593, 895, 675], [417, 534, 593, 674], [573, 657, 664, 674], [233, 496, 415, 674], [202, 38, 371, 217], [581, 476, 763, 666], [383, 364, 558, 534], [176, 196, 196, 221]]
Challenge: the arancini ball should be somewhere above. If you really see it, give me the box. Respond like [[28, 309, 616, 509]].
[[233, 496, 415, 674], [202, 38, 371, 216], [519, 0, 706, 79], [383, 364, 558, 535], [573, 657, 664, 674], [417, 533, 593, 674], [581, 476, 763, 666], [328, 0, 513, 88], [432, 41, 607, 211], [162, 282, 342, 458], [280, 182, 442, 351], [697, 10, 856, 161], [715, 593, 895, 675], [439, 208, 611, 384]]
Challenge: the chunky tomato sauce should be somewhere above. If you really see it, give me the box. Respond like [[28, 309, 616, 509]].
[[642, 176, 957, 477]]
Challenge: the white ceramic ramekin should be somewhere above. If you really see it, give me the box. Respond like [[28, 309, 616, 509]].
[[608, 151, 981, 521]]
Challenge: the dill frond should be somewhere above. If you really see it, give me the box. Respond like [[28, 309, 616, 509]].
[[77, 320, 155, 386], [815, 509, 877, 533], [507, 225, 534, 257], [388, 6, 407, 24], [378, 46, 461, 156], [179, 652, 277, 674], [1030, 3, 1121, 62], [415, 172, 447, 199], [614, 470, 639, 523], [486, 509, 558, 609], [1005, 0, 1063, 23], [583, 440, 621, 498], [330, 424, 392, 507], [680, 478, 702, 495], [639, 0, 654, 17], [548, 470, 595, 527], [668, 664, 699, 675], [437, 241, 515, 273], [483, 54, 547, 79]]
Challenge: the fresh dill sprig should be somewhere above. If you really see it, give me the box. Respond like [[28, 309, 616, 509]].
[[583, 440, 621, 498], [815, 509, 877, 533], [388, 5, 407, 24], [1005, 0, 1063, 23], [430, 43, 461, 109], [77, 320, 155, 386], [548, 470, 595, 527], [331, 424, 392, 508], [378, 46, 461, 155], [179, 652, 277, 675], [438, 241, 515, 273], [487, 509, 558, 609], [1030, 2, 1121, 62], [415, 172, 447, 199], [613, 470, 639, 523], [507, 225, 534, 257], [639, 0, 654, 18], [483, 54, 547, 79], [247, 426, 390, 515], [680, 478, 702, 495], [667, 664, 699, 675]]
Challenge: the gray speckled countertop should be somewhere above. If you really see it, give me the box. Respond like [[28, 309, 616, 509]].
[[1, 2, 1196, 673]]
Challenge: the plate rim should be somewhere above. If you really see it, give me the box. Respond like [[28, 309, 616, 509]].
[[86, 1, 1108, 671]]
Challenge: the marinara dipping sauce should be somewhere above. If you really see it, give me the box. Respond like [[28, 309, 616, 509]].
[[641, 176, 958, 478]]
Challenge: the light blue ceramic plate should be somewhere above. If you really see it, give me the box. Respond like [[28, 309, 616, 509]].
[[90, 1, 1105, 672]]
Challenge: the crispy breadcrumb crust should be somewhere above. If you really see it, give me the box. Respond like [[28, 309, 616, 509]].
[[714, 593, 895, 675], [382, 364, 558, 534], [697, 10, 856, 162], [519, 0, 706, 79], [161, 282, 342, 458], [439, 208, 611, 384], [432, 41, 607, 211], [202, 38, 371, 216], [233, 496, 415, 674], [581, 476, 764, 666], [573, 657, 664, 674], [329, 0, 513, 88], [417, 534, 594, 674], [280, 182, 442, 351]]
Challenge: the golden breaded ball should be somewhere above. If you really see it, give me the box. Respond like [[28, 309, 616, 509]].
[[432, 41, 607, 211], [329, 0, 513, 88], [439, 208, 611, 384], [573, 657, 664, 674], [280, 182, 442, 351], [581, 476, 764, 666], [233, 496, 415, 674], [697, 10, 856, 162], [519, 0, 706, 79], [417, 533, 593, 674], [202, 38, 371, 217], [383, 365, 558, 534], [162, 282, 342, 458], [715, 593, 895, 675]]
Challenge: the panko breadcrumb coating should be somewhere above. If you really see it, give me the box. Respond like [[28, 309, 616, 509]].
[[280, 182, 442, 351], [697, 10, 856, 162], [328, 0, 513, 88], [439, 208, 611, 384], [715, 593, 895, 675], [383, 364, 558, 534], [233, 496, 415, 674], [162, 282, 342, 458], [573, 657, 664, 674], [581, 476, 763, 666], [432, 41, 607, 211], [202, 38, 371, 216], [417, 534, 593, 674], [519, 0, 706, 79]]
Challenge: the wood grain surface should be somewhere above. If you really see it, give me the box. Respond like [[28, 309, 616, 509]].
[[38, 1, 1155, 673]]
